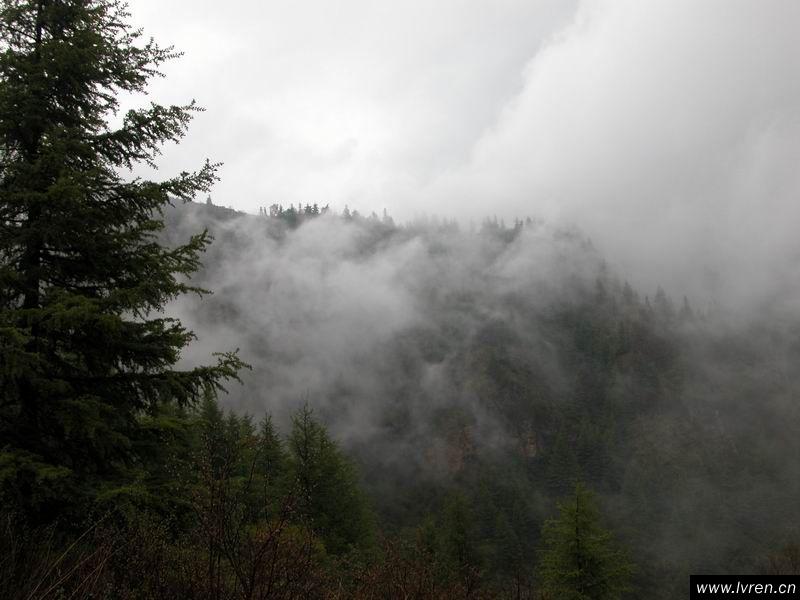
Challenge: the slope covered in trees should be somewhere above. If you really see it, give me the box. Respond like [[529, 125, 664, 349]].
[[159, 201, 800, 598], [2, 1, 799, 598]]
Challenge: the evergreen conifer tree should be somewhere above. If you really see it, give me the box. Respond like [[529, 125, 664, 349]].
[[0, 0, 243, 521], [537, 483, 633, 599], [288, 405, 374, 555], [440, 491, 481, 577], [257, 414, 286, 475]]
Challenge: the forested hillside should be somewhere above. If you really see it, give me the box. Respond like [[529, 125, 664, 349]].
[[158, 200, 800, 598], [2, 1, 798, 598]]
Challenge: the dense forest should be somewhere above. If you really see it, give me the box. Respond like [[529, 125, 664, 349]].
[[159, 200, 800, 598], [2, 1, 799, 598]]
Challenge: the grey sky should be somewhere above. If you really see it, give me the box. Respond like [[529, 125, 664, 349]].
[[129, 0, 800, 305], [127, 0, 577, 214]]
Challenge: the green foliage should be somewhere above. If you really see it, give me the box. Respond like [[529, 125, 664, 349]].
[[0, 3, 794, 597], [537, 483, 633, 600], [0, 0, 244, 521], [545, 427, 581, 495], [289, 404, 376, 556], [438, 491, 481, 577]]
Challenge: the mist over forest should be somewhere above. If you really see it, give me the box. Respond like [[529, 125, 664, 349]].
[[2, 0, 800, 598], [162, 200, 800, 597]]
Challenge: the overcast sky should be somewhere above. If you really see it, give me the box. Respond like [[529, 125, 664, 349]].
[[128, 0, 800, 304]]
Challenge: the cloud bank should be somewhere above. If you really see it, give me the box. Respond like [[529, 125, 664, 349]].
[[426, 0, 800, 305], [129, 0, 800, 309]]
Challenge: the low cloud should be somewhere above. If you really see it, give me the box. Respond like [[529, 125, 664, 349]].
[[130, 0, 800, 310], [423, 0, 800, 307]]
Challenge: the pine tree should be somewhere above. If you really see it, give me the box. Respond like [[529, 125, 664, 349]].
[[288, 405, 374, 555], [440, 491, 481, 578], [257, 414, 288, 489], [0, 0, 243, 521], [545, 428, 580, 495], [678, 296, 695, 322], [536, 483, 633, 599], [653, 286, 675, 323]]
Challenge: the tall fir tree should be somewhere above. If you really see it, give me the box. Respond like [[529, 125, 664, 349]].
[[288, 405, 374, 556], [537, 482, 633, 600], [0, 0, 243, 521]]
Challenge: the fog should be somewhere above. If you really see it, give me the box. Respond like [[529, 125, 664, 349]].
[[159, 199, 800, 596], [4, 0, 798, 595], [143, 3, 800, 589], [131, 0, 800, 311], [166, 208, 594, 449], [429, 0, 800, 308]]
